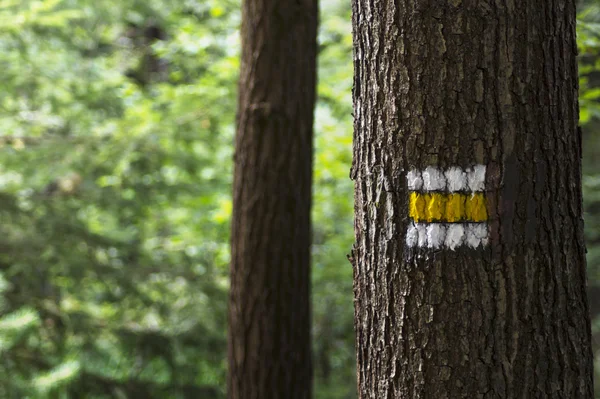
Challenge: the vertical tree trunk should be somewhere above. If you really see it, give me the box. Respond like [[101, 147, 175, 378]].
[[228, 0, 318, 398], [351, 1, 594, 398]]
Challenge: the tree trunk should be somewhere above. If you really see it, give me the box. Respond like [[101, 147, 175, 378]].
[[351, 1, 594, 398], [228, 0, 318, 398]]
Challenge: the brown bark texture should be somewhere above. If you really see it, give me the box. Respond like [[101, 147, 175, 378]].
[[351, 0, 595, 398], [228, 0, 318, 398]]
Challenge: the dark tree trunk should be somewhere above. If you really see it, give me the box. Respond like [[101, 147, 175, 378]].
[[351, 1, 594, 398], [228, 0, 318, 398]]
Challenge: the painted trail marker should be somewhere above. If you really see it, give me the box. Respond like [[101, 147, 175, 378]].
[[406, 165, 489, 250]]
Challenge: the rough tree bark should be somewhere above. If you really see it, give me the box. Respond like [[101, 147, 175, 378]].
[[351, 1, 594, 398], [228, 0, 318, 398]]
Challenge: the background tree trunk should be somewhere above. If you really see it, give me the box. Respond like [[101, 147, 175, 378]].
[[351, 1, 594, 398], [228, 0, 318, 398]]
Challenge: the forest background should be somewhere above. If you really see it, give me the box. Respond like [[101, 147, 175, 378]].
[[0, 0, 599, 397]]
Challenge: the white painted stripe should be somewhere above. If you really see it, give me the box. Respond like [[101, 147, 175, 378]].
[[444, 167, 467, 192], [466, 165, 486, 192], [406, 223, 427, 247], [407, 165, 486, 193], [405, 223, 419, 247], [466, 223, 489, 248], [406, 223, 488, 249], [422, 166, 446, 191], [426, 223, 446, 249], [416, 223, 427, 247], [406, 170, 423, 191], [445, 224, 465, 250]]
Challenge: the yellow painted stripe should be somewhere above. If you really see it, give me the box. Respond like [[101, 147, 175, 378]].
[[465, 192, 488, 222], [409, 192, 487, 222]]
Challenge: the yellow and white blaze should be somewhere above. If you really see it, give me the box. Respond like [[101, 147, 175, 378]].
[[406, 165, 489, 250]]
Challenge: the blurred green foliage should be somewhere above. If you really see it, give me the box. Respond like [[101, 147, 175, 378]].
[[580, 4, 600, 397], [0, 0, 599, 397], [0, 0, 354, 397]]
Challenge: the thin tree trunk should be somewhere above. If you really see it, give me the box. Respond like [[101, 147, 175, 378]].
[[228, 0, 318, 398], [351, 1, 594, 398]]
